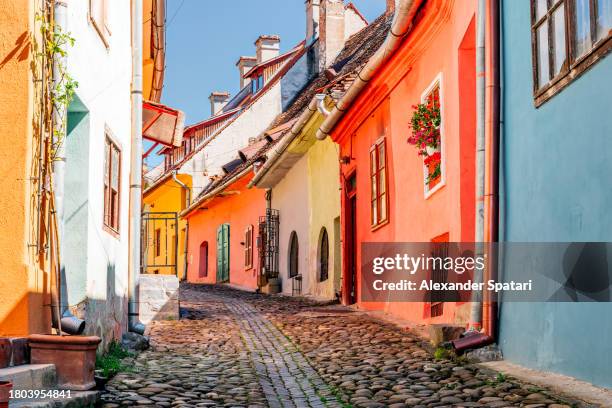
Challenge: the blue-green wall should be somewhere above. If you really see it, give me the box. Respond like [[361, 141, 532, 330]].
[[499, 1, 612, 388]]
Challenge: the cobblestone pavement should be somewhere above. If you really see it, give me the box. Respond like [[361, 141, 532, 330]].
[[101, 284, 595, 408]]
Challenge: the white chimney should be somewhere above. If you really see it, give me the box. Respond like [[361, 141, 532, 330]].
[[209, 91, 230, 116], [236, 56, 257, 89], [255, 35, 280, 63], [306, 0, 321, 43], [319, 0, 346, 72]]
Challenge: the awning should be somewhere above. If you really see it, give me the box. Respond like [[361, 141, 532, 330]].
[[142, 100, 184, 147]]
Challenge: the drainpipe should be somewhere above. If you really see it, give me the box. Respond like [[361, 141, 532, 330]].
[[172, 171, 190, 280], [469, 0, 487, 333], [483, 0, 501, 339], [128, 0, 145, 335], [315, 0, 423, 140], [52, 0, 86, 335], [453, 0, 501, 353]]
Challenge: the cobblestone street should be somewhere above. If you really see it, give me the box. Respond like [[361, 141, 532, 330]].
[[100, 284, 591, 408]]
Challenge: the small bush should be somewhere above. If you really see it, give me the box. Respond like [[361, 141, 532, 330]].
[[95, 340, 134, 378]]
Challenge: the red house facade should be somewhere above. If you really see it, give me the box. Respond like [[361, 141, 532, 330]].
[[322, 0, 478, 325]]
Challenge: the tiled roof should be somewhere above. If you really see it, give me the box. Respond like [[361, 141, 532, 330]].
[[188, 12, 394, 207]]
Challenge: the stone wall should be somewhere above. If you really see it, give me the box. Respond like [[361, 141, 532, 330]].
[[139, 275, 180, 324]]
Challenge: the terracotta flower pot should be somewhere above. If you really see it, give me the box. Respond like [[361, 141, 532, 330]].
[[28, 334, 101, 391], [0, 381, 12, 408]]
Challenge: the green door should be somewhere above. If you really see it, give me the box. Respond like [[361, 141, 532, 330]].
[[216, 224, 230, 282]]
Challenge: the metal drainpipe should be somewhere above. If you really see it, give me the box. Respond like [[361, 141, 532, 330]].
[[470, 0, 487, 333], [52, 0, 85, 335], [172, 171, 190, 280], [128, 0, 145, 335]]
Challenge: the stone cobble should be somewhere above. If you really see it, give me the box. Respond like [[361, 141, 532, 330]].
[[101, 284, 595, 408]]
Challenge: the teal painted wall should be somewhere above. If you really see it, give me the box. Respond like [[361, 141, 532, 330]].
[[63, 97, 90, 307], [499, 1, 612, 388]]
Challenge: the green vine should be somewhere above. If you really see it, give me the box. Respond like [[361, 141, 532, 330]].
[[36, 12, 79, 160]]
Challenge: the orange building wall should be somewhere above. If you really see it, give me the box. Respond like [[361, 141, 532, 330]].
[[184, 176, 266, 290], [332, 0, 477, 326], [0, 0, 50, 336]]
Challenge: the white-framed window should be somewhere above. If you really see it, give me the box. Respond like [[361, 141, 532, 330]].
[[89, 0, 110, 48], [421, 73, 446, 199]]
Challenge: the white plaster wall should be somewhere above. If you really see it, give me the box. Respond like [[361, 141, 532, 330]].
[[271, 156, 310, 296], [64, 0, 132, 343], [184, 84, 282, 198], [344, 7, 368, 40]]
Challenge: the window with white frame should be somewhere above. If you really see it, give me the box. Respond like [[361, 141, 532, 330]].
[[421, 76, 444, 197]]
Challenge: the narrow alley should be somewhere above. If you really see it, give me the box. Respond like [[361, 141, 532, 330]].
[[100, 285, 584, 408]]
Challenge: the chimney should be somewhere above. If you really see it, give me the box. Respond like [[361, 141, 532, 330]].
[[319, 0, 345, 72], [209, 91, 230, 116], [255, 35, 280, 63], [305, 0, 321, 43], [386, 0, 399, 14], [236, 56, 257, 89]]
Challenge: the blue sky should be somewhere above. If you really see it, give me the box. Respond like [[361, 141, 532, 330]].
[[146, 0, 387, 168]]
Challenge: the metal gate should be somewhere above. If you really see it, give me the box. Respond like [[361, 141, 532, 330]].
[[258, 208, 279, 287], [141, 211, 179, 276]]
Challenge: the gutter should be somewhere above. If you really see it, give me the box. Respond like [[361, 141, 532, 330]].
[[315, 0, 423, 140], [128, 0, 145, 335], [248, 98, 318, 187]]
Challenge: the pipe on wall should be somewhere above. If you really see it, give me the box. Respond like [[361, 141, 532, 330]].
[[172, 171, 190, 280], [128, 0, 145, 335], [52, 0, 86, 336], [315, 0, 423, 140]]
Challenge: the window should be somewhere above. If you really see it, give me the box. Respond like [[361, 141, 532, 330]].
[[532, 0, 612, 105], [103, 135, 121, 235], [370, 138, 388, 228], [89, 0, 110, 47], [251, 74, 264, 93], [421, 80, 444, 197], [288, 231, 299, 278], [318, 228, 329, 282], [244, 225, 253, 269], [154, 228, 161, 257]]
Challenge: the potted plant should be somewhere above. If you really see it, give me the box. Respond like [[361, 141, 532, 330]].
[[0, 381, 12, 408], [408, 91, 442, 185]]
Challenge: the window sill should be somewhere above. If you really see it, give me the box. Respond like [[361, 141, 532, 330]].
[[103, 224, 120, 239], [424, 179, 445, 199], [370, 218, 389, 232]]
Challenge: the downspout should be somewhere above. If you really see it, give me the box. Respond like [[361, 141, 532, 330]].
[[453, 0, 500, 353], [172, 171, 190, 280], [52, 0, 86, 335], [483, 0, 501, 339], [128, 0, 145, 335], [315, 0, 422, 140], [469, 0, 487, 333]]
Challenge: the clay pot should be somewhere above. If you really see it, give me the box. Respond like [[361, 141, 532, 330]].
[[28, 334, 101, 390], [0, 381, 12, 408], [0, 338, 10, 369]]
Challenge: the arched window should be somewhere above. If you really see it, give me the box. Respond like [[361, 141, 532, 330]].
[[288, 231, 299, 278], [318, 228, 329, 282], [199, 241, 208, 277]]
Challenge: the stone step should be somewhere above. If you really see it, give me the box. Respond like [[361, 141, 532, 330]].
[[0, 364, 56, 390], [8, 390, 99, 407]]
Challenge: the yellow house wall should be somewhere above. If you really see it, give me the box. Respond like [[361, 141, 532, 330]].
[[0, 0, 51, 336], [306, 136, 342, 299], [142, 174, 191, 280], [142, 0, 154, 101]]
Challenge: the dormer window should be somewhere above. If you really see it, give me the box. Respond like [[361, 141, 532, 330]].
[[251, 74, 264, 93]]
